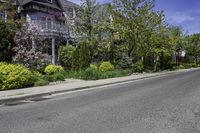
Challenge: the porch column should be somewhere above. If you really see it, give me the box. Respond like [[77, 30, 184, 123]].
[[4, 10, 7, 22], [66, 40, 69, 46], [32, 37, 36, 51], [52, 38, 56, 64], [73, 8, 76, 18]]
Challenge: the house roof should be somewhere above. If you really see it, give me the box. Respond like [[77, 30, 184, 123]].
[[32, 1, 61, 10], [17, 0, 64, 11], [17, 0, 32, 5], [60, 0, 80, 9], [1, 0, 80, 11]]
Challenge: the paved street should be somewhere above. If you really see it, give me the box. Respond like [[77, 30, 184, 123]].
[[1, 69, 200, 133]]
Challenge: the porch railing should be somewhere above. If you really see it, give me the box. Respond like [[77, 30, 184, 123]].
[[29, 20, 69, 38]]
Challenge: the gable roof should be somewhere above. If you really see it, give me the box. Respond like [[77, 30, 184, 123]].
[[17, 0, 64, 11], [17, 0, 32, 5], [60, 0, 80, 9]]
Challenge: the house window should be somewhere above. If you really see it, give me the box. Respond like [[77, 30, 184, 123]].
[[41, 17, 52, 30], [0, 11, 4, 19], [42, 17, 46, 29], [30, 15, 37, 20], [47, 18, 51, 29]]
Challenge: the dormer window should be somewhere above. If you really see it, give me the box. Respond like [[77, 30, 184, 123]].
[[47, 0, 52, 3]]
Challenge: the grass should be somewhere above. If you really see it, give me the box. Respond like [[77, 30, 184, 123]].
[[63, 69, 132, 80]]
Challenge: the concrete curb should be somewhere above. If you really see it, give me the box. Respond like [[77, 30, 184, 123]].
[[0, 68, 198, 104]]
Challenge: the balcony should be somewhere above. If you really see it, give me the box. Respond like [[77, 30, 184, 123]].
[[29, 20, 69, 38]]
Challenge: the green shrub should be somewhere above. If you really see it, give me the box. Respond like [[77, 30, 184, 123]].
[[99, 61, 114, 72], [189, 63, 198, 68], [44, 65, 64, 75], [132, 61, 144, 73], [90, 64, 98, 70], [0, 74, 5, 89], [179, 65, 185, 69], [0, 20, 18, 62], [0, 62, 34, 90], [34, 79, 49, 87], [100, 71, 118, 79], [53, 73, 65, 81], [79, 41, 91, 69], [44, 72, 65, 82], [58, 45, 76, 69], [72, 48, 80, 71], [100, 70, 131, 79], [43, 75, 55, 82], [173, 64, 185, 70], [117, 54, 132, 69], [82, 67, 100, 80], [72, 41, 91, 71], [64, 70, 84, 79]]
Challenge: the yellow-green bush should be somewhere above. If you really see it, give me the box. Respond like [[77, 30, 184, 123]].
[[90, 64, 98, 70], [44, 65, 64, 75], [99, 61, 114, 72], [0, 62, 34, 90]]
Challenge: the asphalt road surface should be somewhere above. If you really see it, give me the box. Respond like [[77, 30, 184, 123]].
[[1, 69, 200, 133]]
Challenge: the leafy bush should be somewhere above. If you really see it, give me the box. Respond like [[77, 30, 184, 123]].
[[58, 45, 76, 69], [72, 41, 91, 71], [34, 79, 49, 87], [191, 63, 198, 67], [44, 72, 65, 82], [100, 70, 131, 79], [79, 41, 91, 69], [99, 61, 114, 72], [64, 70, 84, 79], [132, 61, 144, 73], [117, 54, 132, 69], [44, 65, 64, 75], [0, 62, 34, 90], [82, 67, 101, 80], [100, 71, 118, 79], [173, 64, 185, 70], [172, 63, 200, 70], [0, 74, 5, 89], [64, 69, 131, 80], [0, 20, 18, 62], [90, 64, 98, 70], [72, 48, 80, 71], [53, 73, 65, 81]]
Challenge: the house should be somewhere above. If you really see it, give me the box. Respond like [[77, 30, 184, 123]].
[[0, 0, 79, 64], [0, 0, 111, 64]]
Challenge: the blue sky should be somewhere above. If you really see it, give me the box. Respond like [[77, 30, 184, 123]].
[[69, 0, 200, 34]]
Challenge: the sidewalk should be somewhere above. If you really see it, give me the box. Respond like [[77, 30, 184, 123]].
[[0, 68, 198, 103]]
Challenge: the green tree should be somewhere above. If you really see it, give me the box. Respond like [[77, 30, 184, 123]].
[[79, 41, 91, 69], [72, 48, 80, 71], [0, 20, 18, 62], [58, 45, 76, 69], [0, 0, 20, 62], [112, 0, 173, 71], [186, 34, 200, 63], [78, 0, 98, 41], [0, 0, 16, 21]]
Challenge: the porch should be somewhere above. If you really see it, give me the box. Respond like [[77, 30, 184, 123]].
[[29, 20, 70, 64]]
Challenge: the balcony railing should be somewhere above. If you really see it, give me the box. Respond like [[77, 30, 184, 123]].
[[29, 20, 69, 38]]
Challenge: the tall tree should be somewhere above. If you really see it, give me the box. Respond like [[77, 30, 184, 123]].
[[0, 0, 20, 62], [112, 0, 157, 58], [0, 0, 16, 21], [112, 0, 173, 71], [78, 0, 98, 41], [0, 20, 18, 62], [186, 33, 200, 63]]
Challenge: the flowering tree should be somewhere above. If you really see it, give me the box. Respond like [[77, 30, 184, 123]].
[[13, 23, 51, 71]]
